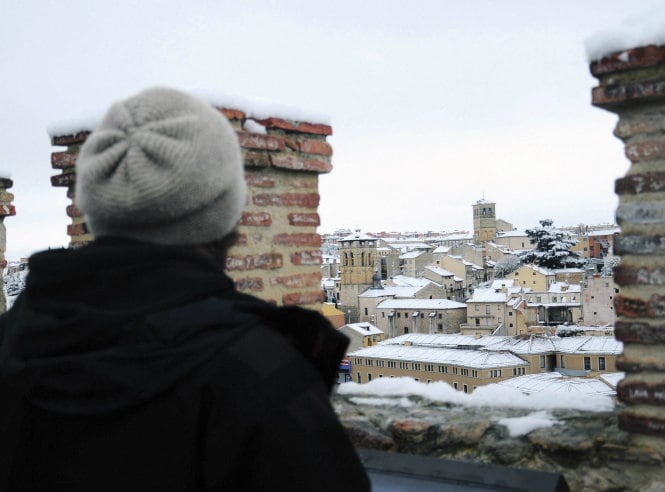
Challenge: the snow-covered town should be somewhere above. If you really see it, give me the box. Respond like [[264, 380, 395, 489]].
[[319, 201, 624, 403]]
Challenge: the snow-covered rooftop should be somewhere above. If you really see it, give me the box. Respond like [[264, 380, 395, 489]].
[[358, 285, 422, 299], [424, 265, 456, 278], [339, 230, 377, 242], [376, 298, 467, 310], [399, 250, 425, 260], [585, 6, 665, 62], [495, 230, 528, 238], [343, 322, 384, 336], [467, 287, 508, 303], [548, 282, 581, 294], [349, 344, 527, 369], [497, 372, 616, 398], [387, 275, 432, 288], [555, 336, 623, 355]]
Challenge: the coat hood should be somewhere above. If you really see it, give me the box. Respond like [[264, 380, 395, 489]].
[[0, 239, 347, 415]]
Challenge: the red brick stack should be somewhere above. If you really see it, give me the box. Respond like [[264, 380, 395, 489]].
[[591, 44, 665, 442], [50, 106, 333, 310]]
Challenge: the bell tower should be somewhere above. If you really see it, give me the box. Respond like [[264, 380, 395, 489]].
[[338, 229, 377, 323], [472, 198, 497, 243]]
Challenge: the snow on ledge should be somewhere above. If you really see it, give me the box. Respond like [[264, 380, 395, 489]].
[[47, 89, 330, 138], [337, 377, 615, 412], [585, 6, 665, 62]]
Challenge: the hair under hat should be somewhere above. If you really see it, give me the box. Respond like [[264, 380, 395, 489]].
[[75, 87, 246, 245]]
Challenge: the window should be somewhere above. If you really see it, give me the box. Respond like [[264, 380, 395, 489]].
[[382, 312, 385, 318], [485, 305, 491, 315], [427, 379, 432, 384], [364, 307, 368, 316], [463, 384, 468, 393], [437, 323, 443, 332], [472, 370, 478, 378], [475, 318, 480, 326], [453, 367, 458, 375], [366, 359, 373, 366], [540, 355, 545, 368], [357, 372, 361, 383], [509, 311, 513, 316], [404, 327, 409, 334], [368, 373, 372, 382], [439, 365, 448, 373], [461, 368, 469, 376], [584, 357, 591, 371], [453, 382, 458, 390], [599, 357, 606, 371], [397, 313, 401, 318], [560, 355, 566, 368], [438, 313, 442, 319], [536, 296, 541, 302]]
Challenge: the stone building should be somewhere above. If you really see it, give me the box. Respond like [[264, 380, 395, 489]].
[[582, 275, 618, 326], [338, 230, 378, 323], [472, 198, 497, 243], [374, 298, 467, 338]]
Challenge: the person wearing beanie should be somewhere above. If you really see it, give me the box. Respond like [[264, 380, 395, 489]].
[[0, 88, 370, 492]]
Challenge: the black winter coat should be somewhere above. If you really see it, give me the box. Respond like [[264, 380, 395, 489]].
[[0, 238, 370, 491]]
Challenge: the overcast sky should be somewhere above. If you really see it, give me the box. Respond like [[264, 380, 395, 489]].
[[1, 0, 660, 258]]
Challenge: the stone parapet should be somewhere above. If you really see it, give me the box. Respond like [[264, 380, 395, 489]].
[[591, 44, 665, 445], [49, 105, 332, 310]]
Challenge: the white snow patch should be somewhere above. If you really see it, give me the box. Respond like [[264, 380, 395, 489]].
[[585, 6, 665, 62], [498, 411, 558, 437], [243, 119, 267, 135], [337, 377, 614, 412], [47, 90, 330, 138], [349, 396, 414, 408]]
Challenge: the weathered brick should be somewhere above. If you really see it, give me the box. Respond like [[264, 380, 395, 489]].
[[235, 233, 248, 246], [51, 131, 90, 146], [617, 354, 665, 372], [591, 45, 665, 76], [298, 139, 333, 156], [618, 412, 665, 438], [51, 151, 77, 169], [281, 193, 320, 208], [616, 201, 665, 226], [66, 204, 83, 218], [218, 108, 245, 120], [615, 234, 665, 255], [252, 194, 282, 207], [245, 173, 275, 188], [291, 250, 322, 265], [625, 140, 665, 162], [66, 186, 75, 199], [296, 122, 333, 136], [592, 80, 665, 109], [616, 320, 665, 343], [615, 112, 665, 138], [615, 294, 665, 318], [242, 150, 271, 168], [240, 212, 272, 227], [615, 264, 665, 286], [273, 233, 321, 247], [67, 222, 89, 236], [283, 290, 324, 306], [270, 155, 332, 173], [270, 272, 321, 289], [51, 173, 76, 187], [256, 117, 297, 131], [618, 380, 665, 405], [235, 277, 264, 292], [0, 205, 16, 217], [0, 191, 15, 202], [288, 212, 320, 227], [253, 193, 319, 208], [616, 172, 665, 195], [237, 133, 284, 151], [225, 253, 283, 271], [0, 178, 13, 189]]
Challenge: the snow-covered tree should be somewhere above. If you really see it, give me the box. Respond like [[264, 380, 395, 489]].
[[520, 219, 585, 270], [494, 254, 521, 278]]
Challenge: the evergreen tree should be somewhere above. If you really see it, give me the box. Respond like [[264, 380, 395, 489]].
[[520, 219, 585, 269]]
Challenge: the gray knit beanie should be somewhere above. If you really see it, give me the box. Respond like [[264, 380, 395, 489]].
[[75, 87, 246, 245]]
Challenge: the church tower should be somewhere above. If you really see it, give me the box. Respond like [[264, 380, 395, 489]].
[[472, 198, 497, 243], [338, 229, 378, 323]]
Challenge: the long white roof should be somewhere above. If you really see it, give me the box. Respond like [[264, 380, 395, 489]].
[[555, 336, 623, 355], [349, 344, 527, 369], [425, 265, 456, 278], [496, 372, 616, 397], [376, 298, 466, 310], [359, 286, 421, 298]]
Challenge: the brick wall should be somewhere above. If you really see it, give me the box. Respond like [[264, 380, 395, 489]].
[[591, 44, 665, 445], [0, 178, 16, 313], [50, 106, 332, 310]]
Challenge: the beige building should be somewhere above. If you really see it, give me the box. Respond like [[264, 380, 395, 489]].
[[338, 322, 385, 352], [512, 264, 555, 291], [374, 298, 467, 338], [494, 230, 534, 251], [582, 275, 618, 326], [439, 254, 485, 290], [472, 198, 497, 243], [422, 265, 464, 301], [399, 249, 433, 277], [357, 279, 445, 324], [349, 333, 622, 392]]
